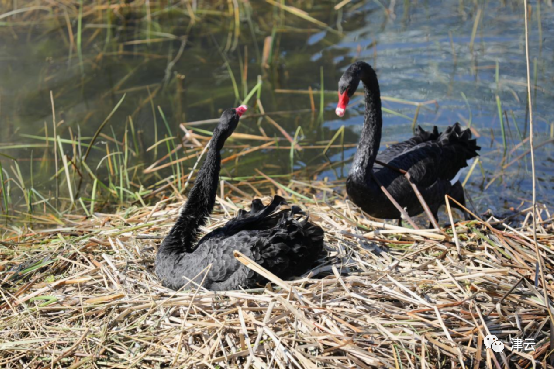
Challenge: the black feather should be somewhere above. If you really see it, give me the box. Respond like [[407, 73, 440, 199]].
[[155, 109, 325, 291], [338, 62, 480, 221]]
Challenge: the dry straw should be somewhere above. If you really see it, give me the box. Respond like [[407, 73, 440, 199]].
[[1, 194, 552, 368]]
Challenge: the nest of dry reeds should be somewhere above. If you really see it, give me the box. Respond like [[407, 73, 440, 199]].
[[1, 195, 553, 368]]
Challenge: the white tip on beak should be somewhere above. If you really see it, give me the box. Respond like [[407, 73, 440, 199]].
[[235, 105, 248, 117], [336, 107, 345, 117]]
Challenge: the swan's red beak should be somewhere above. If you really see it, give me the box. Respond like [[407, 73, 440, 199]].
[[235, 105, 248, 117], [336, 90, 349, 117]]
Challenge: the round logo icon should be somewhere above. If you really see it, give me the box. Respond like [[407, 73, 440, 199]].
[[484, 334, 504, 353]]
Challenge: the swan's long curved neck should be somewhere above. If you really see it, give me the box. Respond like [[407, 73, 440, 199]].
[[161, 131, 225, 253], [349, 67, 383, 184]]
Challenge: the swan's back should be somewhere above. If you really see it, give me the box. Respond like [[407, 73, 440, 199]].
[[377, 125, 440, 164], [375, 123, 479, 182], [155, 196, 325, 291], [347, 123, 480, 219]]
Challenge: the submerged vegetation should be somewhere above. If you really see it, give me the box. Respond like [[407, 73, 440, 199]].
[[0, 0, 553, 368], [0, 0, 368, 223], [0, 0, 553, 223]]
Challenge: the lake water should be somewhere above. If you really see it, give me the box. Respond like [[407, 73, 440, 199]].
[[0, 0, 553, 220]]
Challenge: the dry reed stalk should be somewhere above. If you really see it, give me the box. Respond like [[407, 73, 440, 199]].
[[445, 195, 462, 256], [523, 1, 554, 363], [264, 115, 302, 151], [0, 59, 552, 359], [375, 159, 440, 229], [371, 172, 419, 229], [1, 192, 551, 368]]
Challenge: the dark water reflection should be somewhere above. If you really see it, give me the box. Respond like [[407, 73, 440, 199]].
[[0, 0, 552, 219]]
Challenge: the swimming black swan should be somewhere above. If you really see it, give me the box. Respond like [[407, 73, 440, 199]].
[[335, 61, 480, 225], [155, 106, 325, 291]]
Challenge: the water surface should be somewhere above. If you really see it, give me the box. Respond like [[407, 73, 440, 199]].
[[0, 0, 552, 221]]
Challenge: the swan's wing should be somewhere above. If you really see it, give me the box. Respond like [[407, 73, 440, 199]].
[[159, 195, 325, 291], [207, 216, 325, 291], [213, 195, 287, 236], [377, 126, 440, 164], [385, 123, 479, 187], [205, 231, 296, 289]]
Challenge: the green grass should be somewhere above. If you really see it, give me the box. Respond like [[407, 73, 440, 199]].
[[319, 66, 325, 120], [0, 161, 8, 214], [77, 0, 83, 75], [496, 95, 507, 154], [158, 106, 182, 192], [290, 126, 303, 171], [460, 92, 472, 128]]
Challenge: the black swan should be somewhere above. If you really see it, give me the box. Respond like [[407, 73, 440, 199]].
[[335, 61, 480, 225], [155, 105, 325, 291]]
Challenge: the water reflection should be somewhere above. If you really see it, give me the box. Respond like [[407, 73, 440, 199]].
[[0, 0, 552, 218]]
